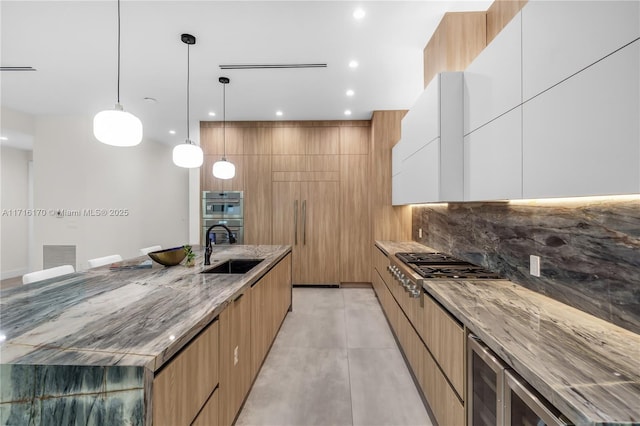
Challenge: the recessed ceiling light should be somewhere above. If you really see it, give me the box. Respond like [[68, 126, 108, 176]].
[[344, 110, 352, 116], [169, 130, 176, 135], [348, 60, 359, 69], [353, 8, 366, 20], [208, 112, 216, 117], [276, 111, 283, 116], [0, 136, 7, 141], [346, 89, 355, 97]]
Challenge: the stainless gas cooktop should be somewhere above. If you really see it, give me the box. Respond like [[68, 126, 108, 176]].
[[394, 252, 504, 280]]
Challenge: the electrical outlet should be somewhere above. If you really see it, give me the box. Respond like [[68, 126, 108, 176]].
[[530, 255, 541, 277], [234, 346, 239, 365], [418, 228, 423, 238]]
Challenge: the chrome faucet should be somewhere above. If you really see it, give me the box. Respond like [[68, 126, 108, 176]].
[[204, 224, 237, 265]]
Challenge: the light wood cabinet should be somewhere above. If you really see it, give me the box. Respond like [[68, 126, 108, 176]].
[[419, 339, 465, 426], [202, 121, 372, 285], [219, 289, 252, 426], [152, 320, 219, 426], [419, 293, 465, 398], [250, 253, 292, 380], [192, 388, 219, 426], [272, 181, 339, 285], [340, 154, 370, 283], [244, 155, 271, 245], [372, 247, 465, 426]]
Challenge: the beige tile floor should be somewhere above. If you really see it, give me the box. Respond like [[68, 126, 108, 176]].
[[236, 287, 433, 426]]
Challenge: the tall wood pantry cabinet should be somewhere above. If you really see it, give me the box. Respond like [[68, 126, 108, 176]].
[[200, 121, 371, 286]]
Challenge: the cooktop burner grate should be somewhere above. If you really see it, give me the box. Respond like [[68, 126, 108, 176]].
[[411, 264, 504, 279], [395, 252, 468, 265], [395, 251, 504, 279]]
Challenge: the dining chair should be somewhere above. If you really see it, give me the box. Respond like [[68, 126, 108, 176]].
[[139, 245, 162, 256], [88, 254, 123, 268], [22, 265, 75, 285]]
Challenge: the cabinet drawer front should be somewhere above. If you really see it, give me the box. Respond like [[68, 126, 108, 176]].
[[419, 342, 465, 426], [373, 247, 391, 287], [420, 294, 465, 398], [153, 320, 219, 426], [192, 388, 219, 426]]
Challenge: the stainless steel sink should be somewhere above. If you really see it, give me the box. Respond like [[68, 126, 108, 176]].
[[202, 259, 264, 274]]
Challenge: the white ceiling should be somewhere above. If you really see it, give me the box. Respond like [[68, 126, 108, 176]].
[[0, 0, 491, 147]]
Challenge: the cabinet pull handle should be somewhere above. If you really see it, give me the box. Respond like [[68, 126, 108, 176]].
[[302, 200, 307, 246], [294, 200, 298, 245], [234, 293, 244, 302]]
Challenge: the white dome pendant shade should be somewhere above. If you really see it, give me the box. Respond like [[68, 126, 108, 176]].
[[212, 76, 236, 180], [94, 104, 143, 147], [173, 140, 203, 168], [93, 0, 143, 147], [172, 33, 203, 169], [212, 158, 235, 179]]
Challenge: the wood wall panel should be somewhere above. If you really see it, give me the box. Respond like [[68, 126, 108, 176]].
[[243, 127, 272, 155], [340, 126, 370, 155], [307, 155, 340, 172], [272, 155, 306, 172], [486, 0, 528, 44], [370, 111, 412, 242], [272, 171, 339, 182]]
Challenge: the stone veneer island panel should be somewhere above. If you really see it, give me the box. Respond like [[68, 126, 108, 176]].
[[0, 245, 291, 425]]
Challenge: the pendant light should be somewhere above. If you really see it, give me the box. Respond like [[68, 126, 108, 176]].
[[172, 33, 203, 168], [93, 0, 143, 147], [212, 77, 236, 179]]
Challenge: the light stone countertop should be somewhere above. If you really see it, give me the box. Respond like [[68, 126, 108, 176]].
[[376, 240, 640, 426], [0, 245, 291, 372]]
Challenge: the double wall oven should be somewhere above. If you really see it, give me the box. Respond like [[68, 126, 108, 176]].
[[201, 191, 244, 245], [390, 250, 571, 426]]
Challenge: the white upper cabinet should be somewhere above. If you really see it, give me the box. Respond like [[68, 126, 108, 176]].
[[401, 78, 440, 155], [522, 0, 640, 101], [465, 106, 522, 201], [464, 12, 522, 135], [392, 72, 463, 205], [522, 40, 640, 198]]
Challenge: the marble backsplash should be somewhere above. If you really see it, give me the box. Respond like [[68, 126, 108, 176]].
[[412, 197, 640, 334]]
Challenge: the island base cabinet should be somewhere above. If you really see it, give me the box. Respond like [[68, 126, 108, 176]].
[[192, 388, 219, 426], [219, 289, 252, 426], [152, 320, 219, 426], [251, 253, 292, 380]]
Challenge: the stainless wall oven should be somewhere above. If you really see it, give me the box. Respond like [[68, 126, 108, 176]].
[[201, 191, 243, 245], [468, 334, 572, 426], [202, 191, 243, 219]]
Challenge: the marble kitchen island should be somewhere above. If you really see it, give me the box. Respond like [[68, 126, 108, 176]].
[[0, 245, 292, 425]]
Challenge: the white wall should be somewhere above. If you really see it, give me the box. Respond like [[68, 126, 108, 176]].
[[32, 115, 189, 271], [0, 146, 32, 278]]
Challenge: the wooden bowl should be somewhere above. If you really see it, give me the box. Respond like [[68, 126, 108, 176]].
[[147, 246, 186, 266]]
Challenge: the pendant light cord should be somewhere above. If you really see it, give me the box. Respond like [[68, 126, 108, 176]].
[[222, 80, 226, 158], [117, 0, 121, 104], [186, 43, 190, 142]]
